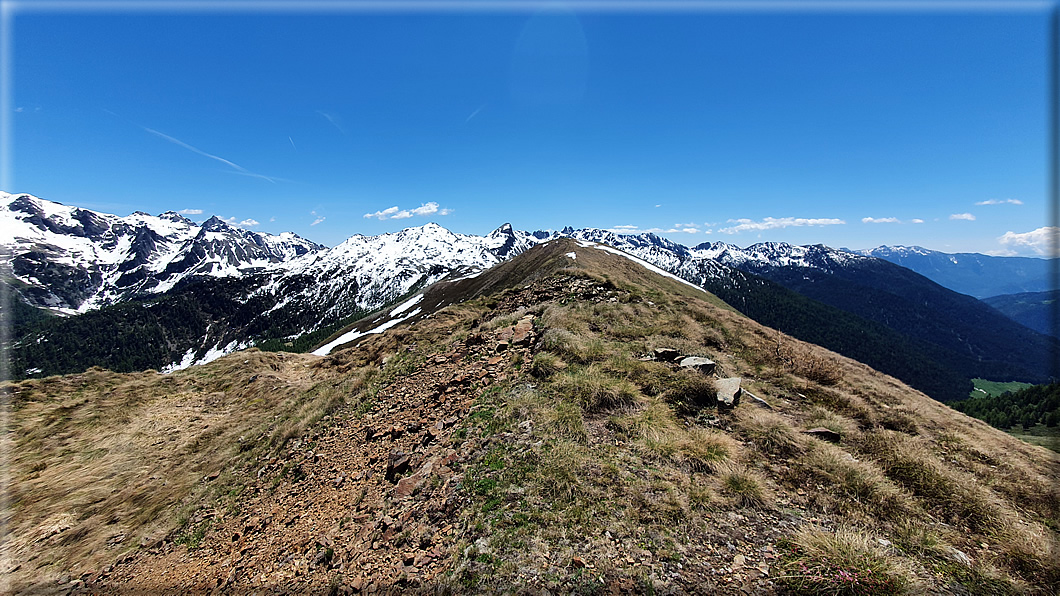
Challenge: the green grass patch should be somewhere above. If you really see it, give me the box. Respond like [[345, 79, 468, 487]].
[[970, 378, 1035, 399]]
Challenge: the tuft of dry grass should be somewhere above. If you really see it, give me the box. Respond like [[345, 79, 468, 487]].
[[776, 526, 915, 595], [859, 430, 1006, 534], [550, 364, 640, 412], [798, 442, 915, 523], [774, 334, 843, 386], [719, 463, 770, 509], [529, 351, 567, 378], [654, 427, 738, 473], [734, 407, 805, 456]]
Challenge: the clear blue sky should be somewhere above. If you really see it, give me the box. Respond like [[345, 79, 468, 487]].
[[7, 2, 1055, 256]]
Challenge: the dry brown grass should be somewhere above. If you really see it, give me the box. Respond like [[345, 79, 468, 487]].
[[733, 407, 806, 456], [776, 526, 918, 595], [3, 348, 349, 592], [773, 334, 843, 386], [798, 441, 916, 523]]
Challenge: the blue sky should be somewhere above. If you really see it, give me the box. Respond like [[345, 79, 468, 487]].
[[6, 1, 1056, 256]]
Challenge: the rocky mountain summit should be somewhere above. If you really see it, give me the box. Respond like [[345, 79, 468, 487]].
[[7, 239, 1058, 595]]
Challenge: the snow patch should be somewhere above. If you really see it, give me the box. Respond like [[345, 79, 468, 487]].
[[565, 252, 577, 260], [313, 308, 422, 357], [390, 293, 423, 317], [162, 340, 247, 373], [593, 245, 705, 293]]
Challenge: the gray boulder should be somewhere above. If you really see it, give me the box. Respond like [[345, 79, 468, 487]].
[[679, 356, 716, 375], [715, 377, 742, 408]]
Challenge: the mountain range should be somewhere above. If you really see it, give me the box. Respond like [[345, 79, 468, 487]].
[[861, 245, 1055, 299], [4, 192, 1056, 402]]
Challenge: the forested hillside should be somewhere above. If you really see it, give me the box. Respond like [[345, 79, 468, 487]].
[[954, 381, 1060, 430]]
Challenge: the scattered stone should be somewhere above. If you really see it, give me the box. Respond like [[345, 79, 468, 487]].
[[715, 377, 742, 408], [385, 451, 410, 483], [803, 428, 841, 443], [512, 316, 534, 345], [653, 348, 682, 362], [679, 356, 716, 375], [496, 341, 509, 352], [743, 389, 773, 409]]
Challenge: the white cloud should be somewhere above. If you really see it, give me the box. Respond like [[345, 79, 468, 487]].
[[862, 217, 901, 224], [997, 227, 1058, 257], [950, 213, 976, 221], [311, 216, 326, 226], [607, 224, 700, 235], [975, 198, 1023, 206], [179, 208, 203, 215], [239, 219, 260, 227], [363, 202, 451, 220], [718, 217, 845, 234], [911, 218, 924, 224]]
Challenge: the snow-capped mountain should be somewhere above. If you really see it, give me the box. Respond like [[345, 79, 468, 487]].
[[269, 222, 545, 321], [7, 192, 1055, 402], [1, 192, 323, 312]]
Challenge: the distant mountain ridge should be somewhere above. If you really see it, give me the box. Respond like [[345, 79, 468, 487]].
[[4, 192, 1056, 401], [860, 244, 1054, 299], [1, 191, 323, 312]]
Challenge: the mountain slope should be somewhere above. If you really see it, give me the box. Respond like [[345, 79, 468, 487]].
[[720, 248, 1057, 387], [8, 238, 1058, 595], [861, 245, 1055, 299], [550, 232, 1056, 399], [983, 290, 1058, 338]]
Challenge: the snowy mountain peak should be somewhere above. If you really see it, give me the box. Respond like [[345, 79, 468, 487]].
[[158, 210, 197, 226], [200, 215, 232, 232], [489, 223, 514, 236]]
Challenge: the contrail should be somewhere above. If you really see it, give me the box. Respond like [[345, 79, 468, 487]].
[[464, 104, 485, 124], [316, 110, 345, 134], [142, 126, 276, 183]]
